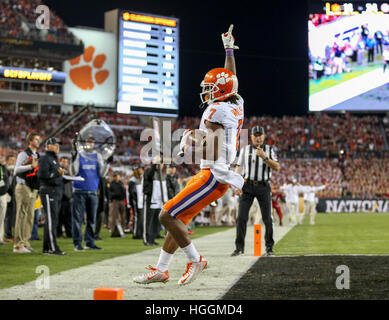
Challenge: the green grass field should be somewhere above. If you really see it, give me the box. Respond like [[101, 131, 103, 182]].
[[275, 213, 389, 255], [309, 59, 383, 95], [0, 225, 233, 290]]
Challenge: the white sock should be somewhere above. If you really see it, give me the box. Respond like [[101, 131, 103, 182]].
[[156, 249, 174, 272], [181, 242, 200, 262]]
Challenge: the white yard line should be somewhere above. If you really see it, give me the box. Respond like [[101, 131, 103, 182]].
[[0, 224, 292, 300], [309, 68, 389, 111]]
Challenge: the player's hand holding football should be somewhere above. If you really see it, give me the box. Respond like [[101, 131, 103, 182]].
[[233, 188, 243, 196], [221, 24, 239, 49]]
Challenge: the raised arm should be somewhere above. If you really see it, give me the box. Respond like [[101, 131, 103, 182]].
[[221, 24, 238, 75]]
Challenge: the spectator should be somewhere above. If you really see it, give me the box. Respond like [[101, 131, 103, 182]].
[[0, 159, 10, 245], [38, 138, 66, 255], [94, 175, 108, 241], [166, 164, 180, 200], [142, 161, 168, 246], [365, 35, 376, 63], [127, 165, 144, 239], [107, 172, 126, 236], [57, 156, 72, 238], [3, 154, 16, 242], [13, 132, 40, 253]]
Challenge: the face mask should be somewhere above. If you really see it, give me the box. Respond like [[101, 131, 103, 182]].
[[6, 165, 15, 171]]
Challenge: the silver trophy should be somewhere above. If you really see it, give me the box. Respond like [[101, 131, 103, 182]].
[[74, 119, 116, 161]]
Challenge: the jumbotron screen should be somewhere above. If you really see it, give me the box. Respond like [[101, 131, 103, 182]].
[[308, 2, 389, 111], [117, 11, 179, 117]]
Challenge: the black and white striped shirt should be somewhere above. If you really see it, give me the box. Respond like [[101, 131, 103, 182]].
[[236, 144, 278, 182]]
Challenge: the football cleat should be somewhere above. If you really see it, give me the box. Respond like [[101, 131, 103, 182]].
[[133, 265, 169, 284], [178, 256, 208, 286]]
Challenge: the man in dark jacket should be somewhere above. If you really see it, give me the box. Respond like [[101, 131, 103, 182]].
[[166, 164, 180, 200], [142, 162, 168, 246], [128, 165, 144, 239], [0, 160, 10, 245], [57, 157, 72, 238], [94, 176, 108, 240], [38, 138, 66, 255], [4, 154, 16, 242], [107, 172, 126, 236]]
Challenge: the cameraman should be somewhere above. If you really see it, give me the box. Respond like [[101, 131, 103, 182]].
[[70, 134, 110, 251]]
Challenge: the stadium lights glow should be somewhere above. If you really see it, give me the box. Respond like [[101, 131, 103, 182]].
[[123, 31, 151, 40]]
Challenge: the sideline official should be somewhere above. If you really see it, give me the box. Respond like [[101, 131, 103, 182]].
[[231, 126, 280, 257], [38, 138, 67, 255]]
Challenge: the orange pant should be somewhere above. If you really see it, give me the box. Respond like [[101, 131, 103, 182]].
[[163, 169, 229, 225]]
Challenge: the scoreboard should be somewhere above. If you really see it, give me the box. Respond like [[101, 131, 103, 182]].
[[117, 11, 179, 117]]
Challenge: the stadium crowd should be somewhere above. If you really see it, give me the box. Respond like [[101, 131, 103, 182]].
[[0, 110, 388, 200], [0, 0, 80, 45], [1, 109, 389, 252]]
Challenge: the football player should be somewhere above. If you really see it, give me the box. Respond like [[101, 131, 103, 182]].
[[134, 25, 244, 286]]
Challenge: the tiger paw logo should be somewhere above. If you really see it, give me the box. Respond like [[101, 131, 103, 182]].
[[68, 46, 109, 90], [215, 72, 231, 85]]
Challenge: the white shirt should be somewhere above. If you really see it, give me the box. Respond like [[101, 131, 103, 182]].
[[199, 95, 244, 189], [280, 184, 310, 204], [150, 180, 168, 209], [303, 185, 326, 202]]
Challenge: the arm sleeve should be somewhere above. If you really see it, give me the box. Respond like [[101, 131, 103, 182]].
[[144, 165, 156, 182], [70, 153, 80, 176], [97, 153, 109, 177], [14, 152, 32, 175], [270, 147, 278, 162], [236, 147, 245, 167], [314, 185, 326, 192]]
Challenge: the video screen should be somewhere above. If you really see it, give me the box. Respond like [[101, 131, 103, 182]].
[[117, 11, 179, 117], [308, 5, 389, 111]]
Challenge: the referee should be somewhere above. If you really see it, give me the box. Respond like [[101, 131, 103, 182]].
[[231, 126, 280, 257]]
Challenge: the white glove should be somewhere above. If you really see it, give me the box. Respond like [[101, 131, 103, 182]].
[[221, 24, 239, 50], [178, 129, 193, 157]]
